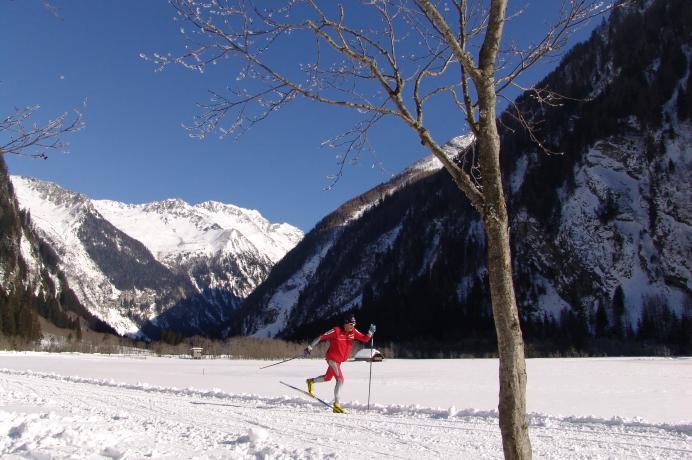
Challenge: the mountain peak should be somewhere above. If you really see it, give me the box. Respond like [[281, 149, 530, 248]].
[[196, 200, 263, 222], [12, 175, 90, 208]]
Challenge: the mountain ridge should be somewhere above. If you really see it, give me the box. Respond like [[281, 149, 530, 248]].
[[10, 175, 303, 338]]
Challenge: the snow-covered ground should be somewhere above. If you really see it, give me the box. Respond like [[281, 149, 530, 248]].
[[1, 352, 690, 459]]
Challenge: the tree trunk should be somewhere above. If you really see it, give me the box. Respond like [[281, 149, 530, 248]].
[[485, 214, 531, 459], [478, 81, 532, 460]]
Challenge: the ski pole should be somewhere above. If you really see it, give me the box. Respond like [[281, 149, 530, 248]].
[[259, 354, 303, 370], [367, 335, 374, 410]]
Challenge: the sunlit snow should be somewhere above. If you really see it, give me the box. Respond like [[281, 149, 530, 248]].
[[0, 352, 689, 459]]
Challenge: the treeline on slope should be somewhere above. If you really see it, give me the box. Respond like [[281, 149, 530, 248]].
[[0, 156, 117, 346], [293, 183, 433, 327]]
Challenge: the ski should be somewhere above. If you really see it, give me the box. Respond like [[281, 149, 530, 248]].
[[279, 380, 333, 410]]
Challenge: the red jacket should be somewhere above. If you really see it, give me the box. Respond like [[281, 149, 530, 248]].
[[315, 326, 371, 363]]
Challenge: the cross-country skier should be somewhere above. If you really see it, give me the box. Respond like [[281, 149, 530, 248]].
[[303, 315, 376, 413]]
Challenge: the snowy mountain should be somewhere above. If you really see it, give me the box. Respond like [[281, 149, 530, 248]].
[[9, 176, 302, 338], [91, 198, 302, 298], [230, 0, 691, 355]]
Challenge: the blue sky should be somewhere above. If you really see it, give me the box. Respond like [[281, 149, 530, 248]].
[[1, 1, 605, 231]]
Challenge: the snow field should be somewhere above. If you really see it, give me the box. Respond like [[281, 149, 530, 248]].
[[0, 353, 691, 459]]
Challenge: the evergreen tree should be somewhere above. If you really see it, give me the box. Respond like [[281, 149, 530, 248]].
[[576, 304, 590, 349], [611, 286, 626, 338], [0, 292, 5, 334], [649, 178, 659, 236], [678, 312, 692, 353], [2, 298, 17, 337], [677, 85, 689, 120], [75, 320, 82, 341], [638, 295, 678, 344], [595, 302, 609, 337]]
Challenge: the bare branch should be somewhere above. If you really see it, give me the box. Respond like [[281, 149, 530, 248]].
[[42, 1, 63, 20], [143, 1, 405, 140], [151, 0, 489, 200], [0, 102, 86, 159], [457, 0, 480, 135], [413, 51, 455, 125], [415, 0, 483, 84], [322, 110, 386, 190], [415, 127, 483, 211]]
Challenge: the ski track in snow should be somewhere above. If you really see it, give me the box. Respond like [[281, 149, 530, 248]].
[[1, 367, 690, 459]]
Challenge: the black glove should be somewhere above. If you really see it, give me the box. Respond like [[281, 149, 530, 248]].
[[303, 346, 312, 357]]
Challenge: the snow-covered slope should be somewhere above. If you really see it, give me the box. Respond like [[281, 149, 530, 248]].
[[9, 177, 147, 335], [92, 199, 299, 266], [9, 177, 302, 337], [1, 353, 690, 459], [0, 157, 116, 340], [555, 132, 690, 322]]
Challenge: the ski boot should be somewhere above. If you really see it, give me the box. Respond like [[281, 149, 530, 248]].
[[332, 402, 347, 414], [306, 378, 314, 397]]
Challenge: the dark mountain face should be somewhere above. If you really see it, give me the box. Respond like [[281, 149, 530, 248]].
[[233, 0, 691, 355], [0, 155, 115, 341], [75, 208, 229, 337], [78, 211, 188, 293]]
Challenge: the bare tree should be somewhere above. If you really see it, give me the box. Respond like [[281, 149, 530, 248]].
[[0, 103, 85, 159], [149, 1, 623, 458]]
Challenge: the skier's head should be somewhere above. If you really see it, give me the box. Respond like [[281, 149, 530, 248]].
[[342, 314, 356, 331]]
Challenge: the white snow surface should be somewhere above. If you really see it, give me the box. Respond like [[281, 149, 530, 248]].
[[1, 352, 690, 459]]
